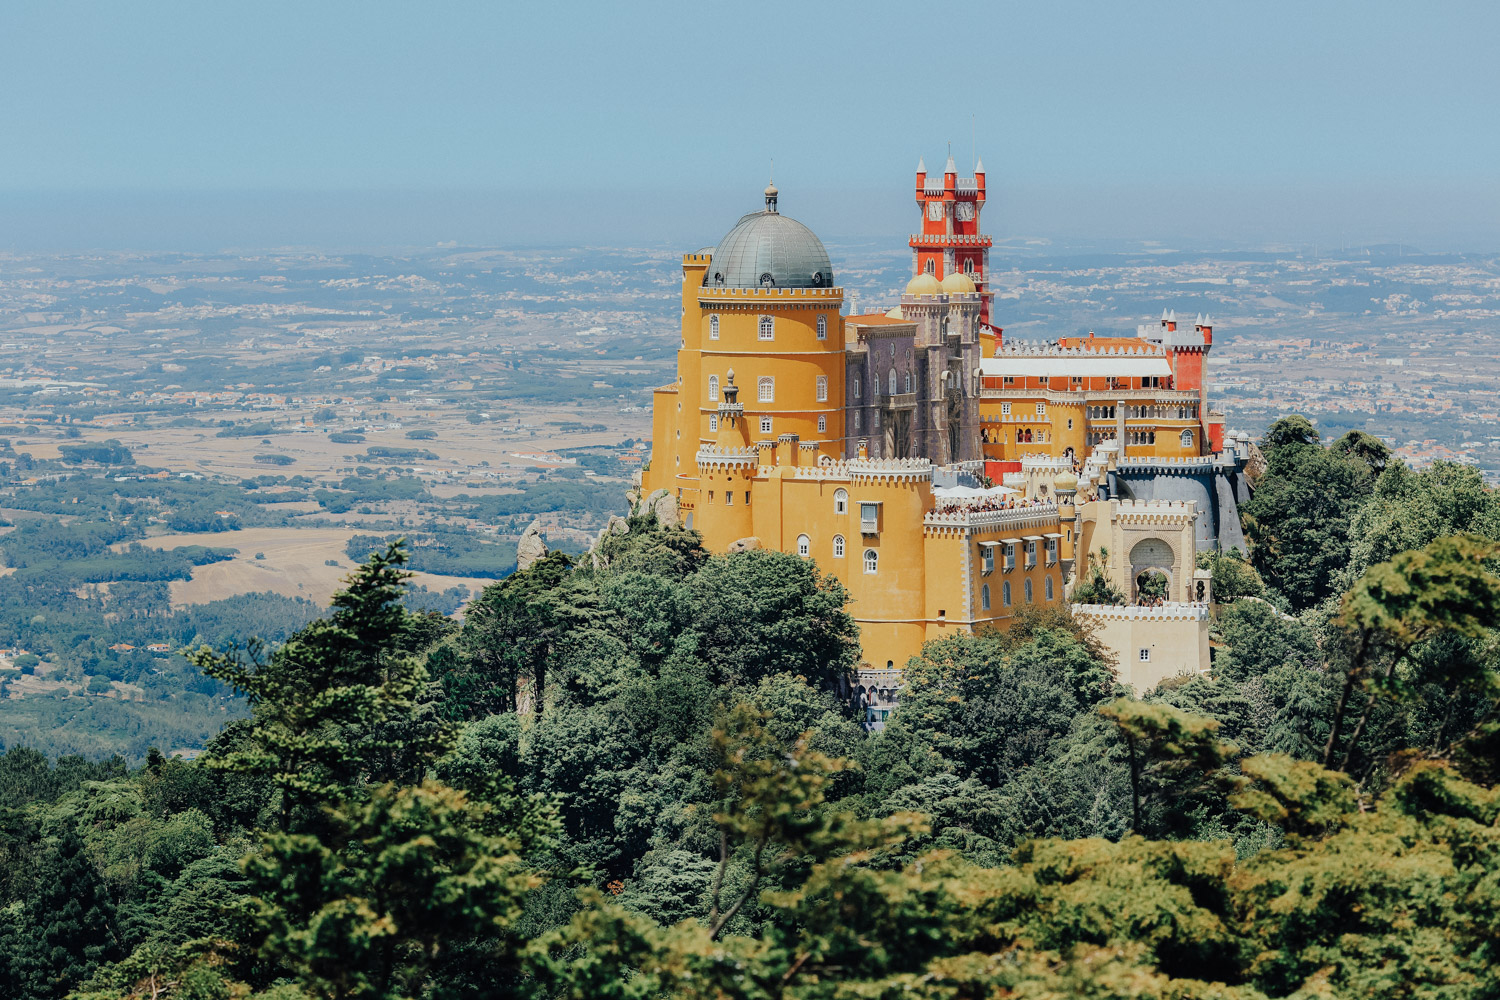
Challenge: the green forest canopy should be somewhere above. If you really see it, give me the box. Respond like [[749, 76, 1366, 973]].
[[0, 423, 1499, 998]]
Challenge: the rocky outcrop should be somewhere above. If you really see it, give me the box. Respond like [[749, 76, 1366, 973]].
[[643, 488, 679, 528], [516, 520, 548, 572], [727, 536, 761, 553]]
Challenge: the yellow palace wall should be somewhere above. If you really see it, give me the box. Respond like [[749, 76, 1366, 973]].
[[687, 454, 1068, 669]]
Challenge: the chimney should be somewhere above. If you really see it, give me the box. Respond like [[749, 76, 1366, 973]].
[[777, 433, 801, 467]]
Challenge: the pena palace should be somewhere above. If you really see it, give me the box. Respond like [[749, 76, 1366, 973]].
[[638, 156, 1254, 725]]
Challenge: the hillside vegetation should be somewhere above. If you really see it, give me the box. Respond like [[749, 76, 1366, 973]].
[[0, 419, 1498, 998]]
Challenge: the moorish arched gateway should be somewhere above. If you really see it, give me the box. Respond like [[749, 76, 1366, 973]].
[[1129, 537, 1175, 602], [1085, 500, 1198, 604]]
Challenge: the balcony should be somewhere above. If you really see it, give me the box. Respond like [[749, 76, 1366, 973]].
[[882, 392, 917, 410]]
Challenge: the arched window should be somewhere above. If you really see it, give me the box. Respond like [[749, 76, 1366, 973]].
[[758, 376, 774, 403], [888, 369, 897, 395], [1024, 578, 1034, 604], [981, 584, 991, 610], [1180, 428, 1194, 448], [709, 415, 718, 432], [708, 374, 719, 401], [853, 377, 861, 399], [833, 534, 845, 558], [758, 316, 774, 341], [816, 315, 827, 340], [1002, 582, 1012, 606], [864, 549, 878, 574], [796, 534, 810, 558], [709, 315, 720, 340], [924, 259, 935, 275], [816, 375, 828, 401], [1045, 576, 1055, 600], [834, 488, 848, 514], [817, 414, 827, 433], [904, 371, 912, 393]]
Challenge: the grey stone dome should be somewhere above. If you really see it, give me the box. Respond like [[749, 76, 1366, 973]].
[[704, 193, 834, 289]]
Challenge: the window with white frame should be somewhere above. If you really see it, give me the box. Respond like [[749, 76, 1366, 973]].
[[1181, 428, 1195, 448], [1046, 538, 1058, 564], [1036, 402, 1046, 415], [853, 410, 861, 431], [888, 370, 897, 395], [709, 415, 718, 432], [1001, 402, 1011, 415], [816, 375, 828, 401], [709, 315, 720, 340], [1004, 543, 1016, 571], [1139, 648, 1151, 662], [904, 371, 912, 393], [758, 376, 774, 402], [982, 544, 994, 574], [853, 377, 861, 399], [708, 374, 719, 401], [759, 416, 772, 434], [832, 534, 845, 558], [863, 548, 878, 574], [1024, 578, 1034, 603], [796, 534, 810, 558], [758, 316, 774, 340], [981, 584, 991, 610], [834, 488, 848, 514], [817, 414, 827, 433], [816, 315, 827, 340], [1025, 540, 1037, 567]]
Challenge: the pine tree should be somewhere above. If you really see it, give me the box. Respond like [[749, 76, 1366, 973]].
[[10, 829, 120, 1000]]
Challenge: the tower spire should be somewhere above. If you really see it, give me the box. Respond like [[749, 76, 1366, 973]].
[[763, 160, 778, 214]]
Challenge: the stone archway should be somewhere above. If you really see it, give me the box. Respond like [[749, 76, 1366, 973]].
[[1129, 537, 1175, 603]]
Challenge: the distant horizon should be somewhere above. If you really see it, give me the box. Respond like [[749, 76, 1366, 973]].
[[3, 178, 1496, 255], [4, 2, 1497, 254]]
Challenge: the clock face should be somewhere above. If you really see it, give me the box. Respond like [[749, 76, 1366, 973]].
[[927, 201, 944, 222], [956, 202, 975, 222]]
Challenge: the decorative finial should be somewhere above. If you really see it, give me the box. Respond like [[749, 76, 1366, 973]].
[[763, 160, 778, 213]]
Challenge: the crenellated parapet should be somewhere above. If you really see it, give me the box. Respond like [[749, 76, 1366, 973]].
[[1071, 602, 1210, 622], [1111, 499, 1199, 524], [847, 456, 934, 483], [697, 286, 843, 303], [1116, 455, 1216, 473], [696, 445, 760, 471], [924, 502, 1059, 534], [995, 340, 1166, 357]]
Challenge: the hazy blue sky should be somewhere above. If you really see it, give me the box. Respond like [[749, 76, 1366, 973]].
[[2, 1, 1497, 250]]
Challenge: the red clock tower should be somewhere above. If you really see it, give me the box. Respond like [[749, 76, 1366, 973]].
[[910, 150, 994, 329]]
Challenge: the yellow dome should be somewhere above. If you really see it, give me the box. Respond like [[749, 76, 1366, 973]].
[[941, 270, 976, 294], [905, 272, 941, 297], [1053, 470, 1079, 492], [884, 305, 905, 319]]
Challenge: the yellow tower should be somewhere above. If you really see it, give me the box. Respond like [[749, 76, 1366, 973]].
[[645, 184, 845, 529]]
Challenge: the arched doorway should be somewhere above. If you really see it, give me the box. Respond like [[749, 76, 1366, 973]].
[[1128, 537, 1175, 603]]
